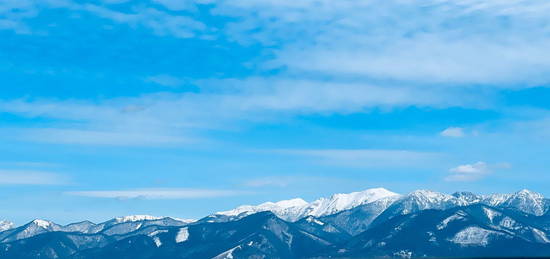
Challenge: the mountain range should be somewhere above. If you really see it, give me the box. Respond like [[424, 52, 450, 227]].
[[1, 188, 550, 258]]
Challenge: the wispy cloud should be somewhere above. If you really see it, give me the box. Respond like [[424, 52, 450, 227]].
[[17, 128, 193, 147], [6, 0, 550, 86], [243, 177, 291, 188], [0, 1, 206, 38], [272, 149, 442, 168], [0, 161, 61, 168], [66, 188, 251, 199], [82, 4, 207, 38], [214, 0, 550, 86], [440, 127, 465, 138], [0, 76, 479, 146], [0, 170, 69, 185]]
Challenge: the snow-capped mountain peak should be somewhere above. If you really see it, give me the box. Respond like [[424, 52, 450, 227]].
[[501, 189, 547, 216], [215, 187, 400, 222], [0, 221, 13, 232], [273, 198, 309, 208], [305, 188, 400, 218], [405, 190, 456, 208], [30, 219, 58, 230], [217, 198, 308, 218], [515, 189, 544, 199], [452, 191, 482, 205], [409, 189, 453, 200]]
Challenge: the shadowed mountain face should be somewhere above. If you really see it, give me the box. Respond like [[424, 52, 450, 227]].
[[342, 204, 550, 258], [1, 189, 550, 258]]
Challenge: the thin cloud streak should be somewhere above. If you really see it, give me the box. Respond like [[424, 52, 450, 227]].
[[66, 188, 252, 200], [0, 77, 480, 146], [17, 128, 194, 147], [0, 170, 69, 185], [271, 149, 443, 168]]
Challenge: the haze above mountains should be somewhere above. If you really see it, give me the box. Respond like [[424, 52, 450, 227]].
[[1, 188, 550, 258]]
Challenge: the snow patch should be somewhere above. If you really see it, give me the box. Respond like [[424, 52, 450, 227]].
[[153, 236, 162, 247], [212, 245, 240, 259], [299, 230, 331, 245], [499, 217, 519, 230], [393, 250, 413, 259], [437, 213, 465, 230], [0, 221, 14, 232], [451, 227, 501, 246], [114, 215, 163, 223], [483, 207, 501, 223], [147, 230, 168, 237], [305, 217, 325, 225], [532, 228, 550, 243], [32, 219, 52, 228], [175, 227, 189, 243]]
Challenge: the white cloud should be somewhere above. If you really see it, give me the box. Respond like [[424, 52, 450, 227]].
[[66, 188, 250, 199], [0, 1, 207, 38], [214, 0, 550, 86], [446, 161, 491, 182], [440, 127, 466, 138], [82, 4, 206, 38], [0, 170, 69, 185], [0, 76, 482, 146], [273, 37, 550, 86], [5, 0, 550, 86], [272, 149, 442, 168]]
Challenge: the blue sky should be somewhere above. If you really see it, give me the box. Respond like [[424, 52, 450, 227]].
[[1, 0, 550, 224]]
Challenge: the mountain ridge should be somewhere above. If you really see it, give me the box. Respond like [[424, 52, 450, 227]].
[[1, 188, 550, 259]]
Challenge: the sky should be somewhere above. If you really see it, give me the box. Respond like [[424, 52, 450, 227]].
[[1, 0, 550, 225]]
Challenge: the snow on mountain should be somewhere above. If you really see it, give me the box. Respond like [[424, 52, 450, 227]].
[[215, 188, 400, 222], [216, 188, 549, 224], [113, 215, 164, 223], [0, 214, 195, 243], [320, 195, 401, 235], [170, 217, 197, 224], [451, 226, 504, 246], [453, 189, 549, 216], [62, 221, 98, 233], [0, 219, 63, 243], [0, 188, 547, 247], [404, 190, 458, 211], [452, 191, 483, 205], [304, 188, 400, 218], [0, 221, 13, 232], [175, 227, 189, 243], [96, 215, 193, 236], [371, 190, 460, 226], [493, 189, 547, 216], [382, 189, 549, 220], [217, 198, 309, 218]]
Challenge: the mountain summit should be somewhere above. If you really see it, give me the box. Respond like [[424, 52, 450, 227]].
[[215, 187, 399, 221]]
